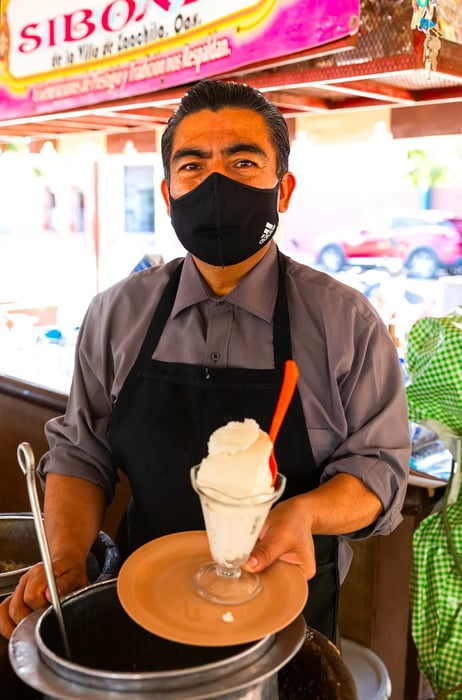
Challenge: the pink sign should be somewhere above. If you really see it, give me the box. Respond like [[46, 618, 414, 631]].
[[0, 0, 360, 120]]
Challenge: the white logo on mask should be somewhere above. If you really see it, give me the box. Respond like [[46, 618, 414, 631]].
[[259, 222, 276, 245]]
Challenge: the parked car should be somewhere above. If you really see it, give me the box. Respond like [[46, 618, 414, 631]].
[[311, 212, 462, 279]]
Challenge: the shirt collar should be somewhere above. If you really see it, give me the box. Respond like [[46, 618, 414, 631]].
[[171, 243, 279, 322]]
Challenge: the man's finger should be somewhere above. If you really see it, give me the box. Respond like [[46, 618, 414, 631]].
[[0, 596, 17, 639]]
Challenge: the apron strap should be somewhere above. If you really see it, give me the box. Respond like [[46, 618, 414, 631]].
[[273, 251, 293, 367], [114, 261, 183, 410]]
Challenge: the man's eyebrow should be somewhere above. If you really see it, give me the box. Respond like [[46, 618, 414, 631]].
[[171, 143, 268, 163], [223, 143, 267, 158], [172, 147, 211, 163]]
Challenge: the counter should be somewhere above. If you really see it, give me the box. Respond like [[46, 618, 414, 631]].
[[0, 374, 130, 538]]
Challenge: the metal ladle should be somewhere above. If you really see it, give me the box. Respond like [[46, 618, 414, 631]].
[[17, 441, 72, 660]]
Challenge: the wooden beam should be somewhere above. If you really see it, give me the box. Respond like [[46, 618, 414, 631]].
[[312, 79, 416, 104], [99, 107, 173, 120], [266, 90, 329, 112]]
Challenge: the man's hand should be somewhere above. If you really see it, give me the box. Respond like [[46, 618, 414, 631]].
[[243, 473, 383, 579], [243, 496, 316, 580], [0, 556, 88, 639], [0, 473, 107, 639]]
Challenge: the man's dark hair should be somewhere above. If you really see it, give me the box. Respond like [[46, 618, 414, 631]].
[[161, 80, 290, 184]]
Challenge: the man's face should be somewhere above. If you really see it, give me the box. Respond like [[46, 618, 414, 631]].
[[161, 108, 294, 213]]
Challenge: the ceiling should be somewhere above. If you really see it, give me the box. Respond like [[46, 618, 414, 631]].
[[1, 3, 462, 145]]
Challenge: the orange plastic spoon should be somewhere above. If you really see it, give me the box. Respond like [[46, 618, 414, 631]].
[[269, 360, 300, 486]]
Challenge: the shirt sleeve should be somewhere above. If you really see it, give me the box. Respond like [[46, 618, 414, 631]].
[[319, 317, 411, 539]]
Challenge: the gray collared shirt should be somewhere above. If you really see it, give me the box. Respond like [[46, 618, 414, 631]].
[[38, 242, 410, 580]]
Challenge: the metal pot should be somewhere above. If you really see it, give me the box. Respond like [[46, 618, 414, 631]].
[[0, 514, 120, 595], [0, 514, 41, 594], [1, 514, 121, 699], [9, 579, 306, 699]]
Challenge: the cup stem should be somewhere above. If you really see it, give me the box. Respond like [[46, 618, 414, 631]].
[[215, 565, 241, 579], [194, 562, 262, 604]]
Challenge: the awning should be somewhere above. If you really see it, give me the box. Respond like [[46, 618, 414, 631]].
[[0, 1, 461, 143]]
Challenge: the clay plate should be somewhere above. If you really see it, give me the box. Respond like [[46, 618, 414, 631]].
[[117, 530, 308, 646]]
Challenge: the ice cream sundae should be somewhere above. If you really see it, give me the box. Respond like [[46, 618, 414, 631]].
[[190, 418, 286, 604]]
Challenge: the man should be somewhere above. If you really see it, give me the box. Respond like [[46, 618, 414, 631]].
[[0, 80, 410, 642]]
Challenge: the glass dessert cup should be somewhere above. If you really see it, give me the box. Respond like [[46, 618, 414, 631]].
[[190, 466, 286, 605]]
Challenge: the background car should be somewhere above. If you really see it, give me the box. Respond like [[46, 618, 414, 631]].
[[311, 211, 462, 279]]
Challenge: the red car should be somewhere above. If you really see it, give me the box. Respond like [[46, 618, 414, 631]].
[[311, 212, 462, 279]]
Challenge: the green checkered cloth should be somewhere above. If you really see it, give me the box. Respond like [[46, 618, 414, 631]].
[[410, 458, 462, 698], [405, 309, 462, 434], [406, 311, 462, 698]]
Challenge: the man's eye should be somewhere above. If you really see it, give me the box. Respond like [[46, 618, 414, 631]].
[[179, 162, 200, 172], [235, 159, 255, 168]]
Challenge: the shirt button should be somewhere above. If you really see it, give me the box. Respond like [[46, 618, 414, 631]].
[[211, 352, 221, 362]]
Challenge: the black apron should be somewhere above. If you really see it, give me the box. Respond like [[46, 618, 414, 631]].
[[108, 252, 339, 641]]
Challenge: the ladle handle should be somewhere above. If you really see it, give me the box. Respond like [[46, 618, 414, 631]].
[[17, 442, 72, 660]]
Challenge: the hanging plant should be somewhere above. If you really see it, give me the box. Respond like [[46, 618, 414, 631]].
[[406, 149, 449, 208]]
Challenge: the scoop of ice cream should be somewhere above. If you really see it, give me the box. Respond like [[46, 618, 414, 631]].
[[197, 418, 273, 498]]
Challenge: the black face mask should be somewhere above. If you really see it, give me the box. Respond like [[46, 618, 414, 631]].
[[168, 172, 280, 266]]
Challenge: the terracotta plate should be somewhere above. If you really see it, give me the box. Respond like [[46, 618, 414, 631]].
[[117, 530, 308, 647]]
